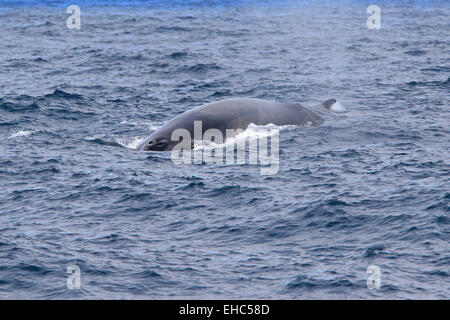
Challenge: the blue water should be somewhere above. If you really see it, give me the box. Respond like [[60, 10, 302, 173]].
[[0, 0, 449, 299]]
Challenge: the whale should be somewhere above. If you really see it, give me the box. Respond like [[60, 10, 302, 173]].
[[137, 98, 341, 151]]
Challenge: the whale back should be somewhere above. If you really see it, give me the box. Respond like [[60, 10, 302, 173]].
[[138, 98, 336, 151]]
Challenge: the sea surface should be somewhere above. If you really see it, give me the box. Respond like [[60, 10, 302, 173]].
[[0, 0, 449, 299]]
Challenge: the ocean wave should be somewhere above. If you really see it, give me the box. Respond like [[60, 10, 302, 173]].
[[44, 88, 84, 100], [7, 128, 39, 139], [85, 136, 125, 148], [115, 136, 144, 149], [178, 63, 221, 73], [286, 275, 355, 290], [0, 99, 39, 112], [119, 119, 163, 131]]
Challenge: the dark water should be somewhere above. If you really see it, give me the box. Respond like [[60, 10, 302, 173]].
[[0, 0, 449, 299]]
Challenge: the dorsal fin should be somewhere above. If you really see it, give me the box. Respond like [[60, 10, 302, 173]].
[[321, 99, 337, 109]]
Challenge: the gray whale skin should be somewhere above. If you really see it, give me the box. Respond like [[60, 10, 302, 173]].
[[138, 97, 337, 151]]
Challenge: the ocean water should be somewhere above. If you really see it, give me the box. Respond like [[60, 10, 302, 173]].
[[0, 0, 449, 299]]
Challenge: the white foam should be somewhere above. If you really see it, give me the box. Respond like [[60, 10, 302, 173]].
[[193, 123, 289, 151], [8, 129, 38, 139], [120, 120, 162, 131], [329, 101, 346, 112], [237, 123, 290, 139], [116, 137, 144, 149]]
